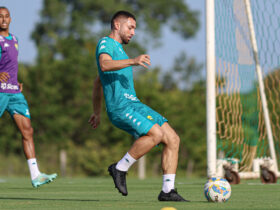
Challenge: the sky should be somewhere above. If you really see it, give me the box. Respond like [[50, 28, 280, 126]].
[[0, 0, 206, 72]]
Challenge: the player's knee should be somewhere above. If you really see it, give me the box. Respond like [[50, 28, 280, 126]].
[[151, 130, 164, 146], [168, 133, 180, 151]]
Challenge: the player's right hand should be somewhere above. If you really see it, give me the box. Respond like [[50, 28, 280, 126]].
[[133, 54, 151, 68], [88, 113, 101, 129], [0, 72, 10, 83]]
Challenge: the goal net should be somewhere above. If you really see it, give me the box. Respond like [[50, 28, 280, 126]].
[[211, 0, 280, 179]]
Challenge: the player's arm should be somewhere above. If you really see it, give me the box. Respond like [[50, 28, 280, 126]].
[[88, 76, 103, 129], [99, 53, 151, 72]]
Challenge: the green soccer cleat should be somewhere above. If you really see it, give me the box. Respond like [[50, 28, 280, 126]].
[[31, 173, 57, 188]]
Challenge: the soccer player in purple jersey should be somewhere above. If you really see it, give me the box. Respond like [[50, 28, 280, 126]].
[[0, 7, 57, 187]]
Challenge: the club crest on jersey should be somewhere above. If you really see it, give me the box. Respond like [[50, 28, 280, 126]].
[[147, 115, 154, 121]]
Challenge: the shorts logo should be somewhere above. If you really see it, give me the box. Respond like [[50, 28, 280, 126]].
[[147, 115, 153, 121]]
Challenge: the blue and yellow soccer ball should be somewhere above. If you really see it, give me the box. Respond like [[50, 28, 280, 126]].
[[204, 177, 231, 202]]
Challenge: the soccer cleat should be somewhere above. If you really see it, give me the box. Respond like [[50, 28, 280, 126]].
[[108, 163, 128, 196], [31, 173, 57, 188], [158, 189, 190, 202]]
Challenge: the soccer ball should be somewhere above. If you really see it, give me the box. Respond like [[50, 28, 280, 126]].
[[204, 177, 231, 202]]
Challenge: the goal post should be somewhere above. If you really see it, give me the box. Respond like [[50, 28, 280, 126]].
[[206, 0, 216, 178]]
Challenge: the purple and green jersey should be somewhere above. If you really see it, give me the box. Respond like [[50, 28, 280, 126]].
[[0, 34, 20, 94]]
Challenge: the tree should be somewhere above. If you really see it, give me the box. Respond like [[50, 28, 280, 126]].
[[1, 0, 204, 176]]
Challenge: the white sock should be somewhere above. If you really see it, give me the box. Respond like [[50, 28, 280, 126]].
[[27, 158, 40, 180], [116, 152, 137, 172], [162, 174, 176, 193]]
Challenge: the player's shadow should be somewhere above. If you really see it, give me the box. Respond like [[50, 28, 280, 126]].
[[0, 197, 99, 202]]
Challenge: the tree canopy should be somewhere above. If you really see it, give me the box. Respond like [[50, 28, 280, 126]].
[[0, 0, 208, 177]]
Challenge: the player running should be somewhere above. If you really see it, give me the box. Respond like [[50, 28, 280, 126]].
[[0, 7, 57, 187], [89, 10, 188, 202]]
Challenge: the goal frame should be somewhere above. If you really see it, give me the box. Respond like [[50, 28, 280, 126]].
[[206, 0, 279, 179]]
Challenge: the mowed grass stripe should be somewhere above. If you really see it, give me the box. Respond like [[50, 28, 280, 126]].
[[0, 177, 279, 209]]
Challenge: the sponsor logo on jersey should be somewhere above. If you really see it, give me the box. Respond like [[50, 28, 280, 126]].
[[124, 93, 139, 101], [0, 83, 19, 90], [4, 43, 9, 48], [100, 45, 106, 50]]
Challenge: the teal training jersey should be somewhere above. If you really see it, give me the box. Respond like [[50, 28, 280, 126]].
[[96, 36, 139, 112]]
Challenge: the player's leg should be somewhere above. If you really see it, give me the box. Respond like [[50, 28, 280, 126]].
[[158, 122, 189, 202], [7, 93, 57, 188], [13, 114, 57, 187], [13, 114, 36, 159], [160, 122, 179, 174], [128, 123, 163, 159], [108, 124, 164, 196]]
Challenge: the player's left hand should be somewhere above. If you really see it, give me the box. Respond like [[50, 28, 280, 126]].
[[18, 82, 23, 91], [88, 113, 100, 129], [133, 54, 151, 69]]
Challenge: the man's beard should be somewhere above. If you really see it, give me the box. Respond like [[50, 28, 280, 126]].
[[120, 33, 129, 44]]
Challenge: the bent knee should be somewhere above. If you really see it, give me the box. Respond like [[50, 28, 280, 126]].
[[166, 133, 180, 150], [148, 129, 164, 146]]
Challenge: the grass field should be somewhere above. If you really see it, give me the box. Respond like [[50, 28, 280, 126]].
[[0, 177, 279, 210]]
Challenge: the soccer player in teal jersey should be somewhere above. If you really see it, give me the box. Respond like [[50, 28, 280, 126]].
[[0, 7, 57, 187], [89, 11, 188, 202]]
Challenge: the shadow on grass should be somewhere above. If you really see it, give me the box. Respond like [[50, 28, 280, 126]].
[[0, 197, 99, 202]]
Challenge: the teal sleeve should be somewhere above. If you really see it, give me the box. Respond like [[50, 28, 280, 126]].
[[97, 39, 114, 58]]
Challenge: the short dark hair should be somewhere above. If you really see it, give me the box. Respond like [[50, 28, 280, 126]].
[[0, 7, 9, 10], [111, 11, 136, 29]]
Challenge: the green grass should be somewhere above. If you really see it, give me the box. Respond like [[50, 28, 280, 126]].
[[0, 177, 279, 209]]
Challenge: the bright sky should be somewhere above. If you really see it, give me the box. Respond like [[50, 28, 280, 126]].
[[0, 0, 205, 72]]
